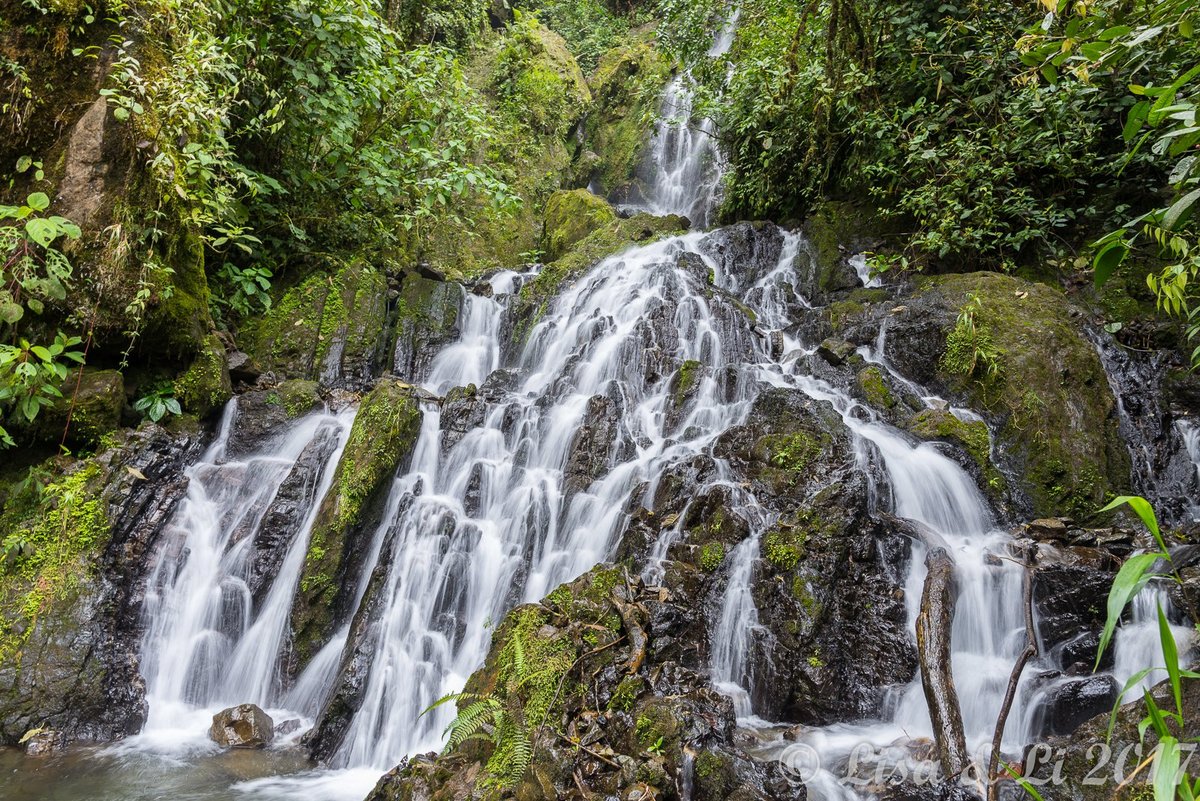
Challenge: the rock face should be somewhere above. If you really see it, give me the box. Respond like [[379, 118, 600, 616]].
[[243, 260, 391, 390], [209, 704, 275, 748], [0, 424, 206, 746], [541, 189, 618, 262]]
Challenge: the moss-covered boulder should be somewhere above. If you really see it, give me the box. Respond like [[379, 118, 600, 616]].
[[173, 333, 232, 419], [798, 201, 891, 302], [391, 269, 463, 384], [541, 189, 618, 261], [290, 379, 424, 664], [887, 272, 1129, 519], [418, 19, 592, 280], [905, 408, 1006, 497], [242, 261, 389, 389], [38, 368, 125, 447], [580, 34, 672, 199]]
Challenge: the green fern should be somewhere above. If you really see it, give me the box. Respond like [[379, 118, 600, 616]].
[[422, 609, 575, 789]]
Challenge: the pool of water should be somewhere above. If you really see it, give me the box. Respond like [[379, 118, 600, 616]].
[[0, 743, 384, 801]]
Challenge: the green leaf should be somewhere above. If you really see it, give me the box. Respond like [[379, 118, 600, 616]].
[[24, 218, 57, 247], [1094, 241, 1129, 288], [1158, 602, 1183, 719], [1096, 552, 1161, 669], [1163, 188, 1200, 231], [1154, 735, 1181, 801], [25, 192, 49, 211], [1100, 496, 1167, 553], [29, 346, 52, 362], [0, 302, 22, 325], [15, 155, 32, 173]]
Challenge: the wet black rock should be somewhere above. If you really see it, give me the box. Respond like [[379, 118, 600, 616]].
[[1035, 675, 1119, 738], [0, 424, 207, 746]]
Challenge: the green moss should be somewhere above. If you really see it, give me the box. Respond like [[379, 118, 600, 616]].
[[856, 366, 894, 410], [243, 260, 387, 381], [291, 379, 423, 662], [921, 272, 1129, 517], [541, 189, 617, 261], [828, 300, 866, 332], [608, 675, 643, 712], [906, 408, 1006, 495], [0, 462, 108, 664], [173, 333, 231, 418], [276, 379, 321, 418], [764, 431, 822, 472], [675, 359, 703, 403], [693, 750, 735, 801], [699, 541, 725, 572], [582, 36, 671, 196], [41, 368, 124, 446], [764, 525, 808, 571]]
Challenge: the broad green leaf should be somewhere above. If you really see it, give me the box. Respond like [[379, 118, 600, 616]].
[[25, 192, 49, 211], [1097, 552, 1161, 669], [1163, 188, 1200, 231], [1157, 602, 1183, 719], [1094, 241, 1129, 288], [1100, 496, 1167, 553], [29, 346, 52, 362], [1154, 736, 1181, 801], [24, 218, 58, 247], [0, 302, 22, 325]]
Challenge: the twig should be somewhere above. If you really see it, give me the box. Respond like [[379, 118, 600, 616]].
[[554, 730, 620, 768], [987, 554, 1038, 801]]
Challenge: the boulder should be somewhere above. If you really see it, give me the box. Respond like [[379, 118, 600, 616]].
[[41, 367, 125, 447], [1035, 675, 1119, 738], [542, 189, 618, 262], [1028, 518, 1068, 541], [209, 704, 275, 748], [21, 728, 67, 756]]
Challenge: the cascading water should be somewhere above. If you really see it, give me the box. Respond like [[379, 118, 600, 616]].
[[641, 8, 740, 227], [66, 13, 1185, 799], [135, 402, 354, 747]]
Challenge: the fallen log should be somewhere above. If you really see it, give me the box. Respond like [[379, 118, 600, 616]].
[[916, 545, 970, 780]]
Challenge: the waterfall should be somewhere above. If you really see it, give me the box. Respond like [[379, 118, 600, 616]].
[[641, 7, 740, 226], [135, 402, 354, 747]]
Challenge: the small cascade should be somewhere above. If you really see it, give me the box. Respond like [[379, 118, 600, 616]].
[[136, 402, 354, 746], [641, 7, 740, 226]]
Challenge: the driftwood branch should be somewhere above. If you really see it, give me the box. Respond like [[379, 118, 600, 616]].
[[987, 555, 1038, 801], [916, 545, 970, 779]]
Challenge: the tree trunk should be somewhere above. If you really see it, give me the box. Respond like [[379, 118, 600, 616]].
[[916, 545, 969, 780]]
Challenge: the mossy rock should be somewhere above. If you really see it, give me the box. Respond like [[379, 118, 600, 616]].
[[799, 201, 890, 300], [855, 366, 895, 410], [541, 189, 618, 262], [513, 212, 688, 340], [291, 379, 424, 664], [274, 379, 321, 418], [242, 260, 388, 387], [582, 34, 671, 198], [906, 408, 1006, 497], [391, 269, 462, 382], [38, 368, 124, 447], [915, 272, 1130, 518], [174, 333, 231, 419], [417, 20, 592, 280]]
